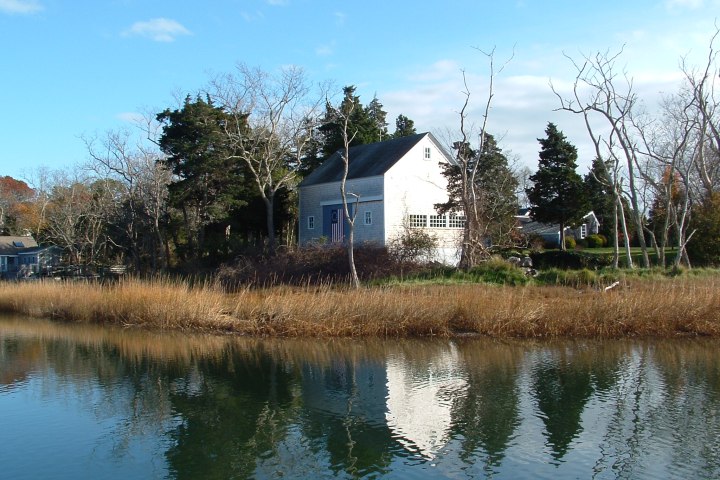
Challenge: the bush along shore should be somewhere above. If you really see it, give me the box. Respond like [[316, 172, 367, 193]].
[[1, 271, 719, 338]]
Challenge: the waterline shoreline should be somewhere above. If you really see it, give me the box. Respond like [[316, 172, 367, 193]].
[[0, 277, 718, 338]]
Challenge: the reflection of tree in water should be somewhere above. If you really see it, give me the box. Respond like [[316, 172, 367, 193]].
[[531, 343, 623, 461], [8, 317, 720, 478], [577, 341, 720, 479], [451, 340, 523, 471], [0, 325, 179, 460], [649, 341, 720, 479], [165, 343, 299, 480], [299, 357, 395, 478]]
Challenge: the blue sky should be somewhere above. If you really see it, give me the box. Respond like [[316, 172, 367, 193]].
[[1, 0, 718, 183]]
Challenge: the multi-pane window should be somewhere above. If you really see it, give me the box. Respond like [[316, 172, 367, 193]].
[[409, 213, 467, 228], [448, 214, 466, 229], [429, 214, 447, 228], [308, 216, 315, 230], [580, 224, 587, 239], [424, 147, 431, 160], [364, 211, 372, 225], [408, 214, 427, 228]]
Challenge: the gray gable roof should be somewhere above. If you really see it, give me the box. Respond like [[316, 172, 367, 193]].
[[300, 132, 444, 187], [0, 235, 39, 256]]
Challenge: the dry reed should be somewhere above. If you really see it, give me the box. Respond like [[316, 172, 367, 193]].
[[1, 276, 719, 338]]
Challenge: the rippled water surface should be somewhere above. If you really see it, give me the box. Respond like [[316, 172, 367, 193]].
[[1, 315, 719, 479]]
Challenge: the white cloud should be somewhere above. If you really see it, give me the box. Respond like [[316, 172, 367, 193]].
[[0, 0, 43, 14], [123, 18, 191, 42]]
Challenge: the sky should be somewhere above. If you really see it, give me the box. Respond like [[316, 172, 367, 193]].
[[1, 0, 719, 184]]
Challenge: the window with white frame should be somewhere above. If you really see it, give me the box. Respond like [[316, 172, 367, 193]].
[[424, 147, 431, 160], [448, 213, 466, 228], [308, 216, 315, 230], [364, 211, 372, 225], [429, 214, 446, 228], [580, 224, 587, 239], [408, 214, 427, 228]]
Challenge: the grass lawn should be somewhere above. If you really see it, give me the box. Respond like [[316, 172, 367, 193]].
[[577, 246, 683, 267]]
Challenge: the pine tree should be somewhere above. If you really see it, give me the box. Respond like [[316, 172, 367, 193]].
[[526, 123, 587, 251], [156, 95, 249, 260], [392, 114, 417, 138], [436, 133, 519, 251], [365, 94, 388, 142], [318, 86, 388, 158]]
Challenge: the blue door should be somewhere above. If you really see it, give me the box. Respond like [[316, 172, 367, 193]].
[[323, 204, 352, 243]]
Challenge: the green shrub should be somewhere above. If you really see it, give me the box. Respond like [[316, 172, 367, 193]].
[[530, 250, 614, 270], [468, 257, 531, 286], [531, 250, 584, 269], [388, 228, 438, 265], [564, 236, 577, 250], [585, 234, 605, 248]]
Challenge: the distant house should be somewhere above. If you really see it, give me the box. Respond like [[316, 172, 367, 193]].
[[298, 132, 462, 263], [0, 235, 62, 279], [517, 210, 600, 247]]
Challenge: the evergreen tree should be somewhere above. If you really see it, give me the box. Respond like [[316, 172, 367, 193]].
[[318, 86, 386, 158], [436, 133, 519, 247], [392, 114, 417, 138], [365, 94, 388, 142], [526, 123, 587, 251], [157, 95, 249, 261], [687, 192, 720, 266], [583, 157, 615, 238]]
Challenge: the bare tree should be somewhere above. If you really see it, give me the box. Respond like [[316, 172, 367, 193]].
[[636, 92, 699, 268], [552, 49, 650, 268], [210, 64, 327, 255], [43, 170, 115, 267], [84, 129, 171, 272], [682, 26, 720, 197], [325, 93, 361, 288], [451, 47, 513, 269], [22, 167, 54, 238]]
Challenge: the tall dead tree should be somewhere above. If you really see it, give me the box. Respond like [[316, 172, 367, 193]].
[[326, 92, 361, 289], [452, 47, 512, 269], [553, 49, 650, 268], [682, 27, 720, 197]]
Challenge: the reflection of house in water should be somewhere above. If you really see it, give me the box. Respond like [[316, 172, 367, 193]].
[[299, 342, 468, 465], [385, 342, 468, 459]]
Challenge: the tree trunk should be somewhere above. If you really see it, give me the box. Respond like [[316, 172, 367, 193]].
[[264, 194, 276, 256]]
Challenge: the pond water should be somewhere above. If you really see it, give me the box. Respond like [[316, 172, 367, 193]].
[[1, 315, 719, 479]]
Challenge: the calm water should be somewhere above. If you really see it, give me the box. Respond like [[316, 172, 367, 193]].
[[1, 315, 719, 479]]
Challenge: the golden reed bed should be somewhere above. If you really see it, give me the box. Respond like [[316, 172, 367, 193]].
[[0, 277, 718, 338]]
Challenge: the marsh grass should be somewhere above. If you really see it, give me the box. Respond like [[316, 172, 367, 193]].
[[1, 275, 719, 338]]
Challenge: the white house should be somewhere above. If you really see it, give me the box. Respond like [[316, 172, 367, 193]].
[[298, 132, 462, 263]]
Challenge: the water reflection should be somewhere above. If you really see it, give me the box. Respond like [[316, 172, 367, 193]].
[[1, 316, 720, 479]]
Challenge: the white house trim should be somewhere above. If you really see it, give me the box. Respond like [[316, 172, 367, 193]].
[[320, 195, 384, 206]]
